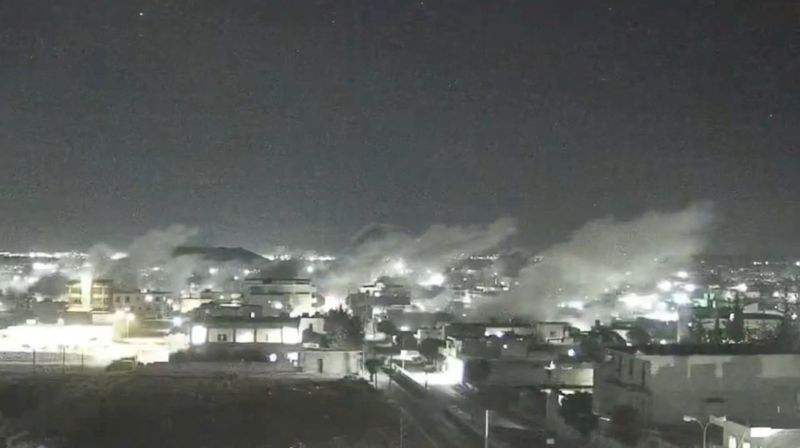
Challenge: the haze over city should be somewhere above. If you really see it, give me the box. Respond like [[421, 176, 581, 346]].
[[0, 1, 798, 448]]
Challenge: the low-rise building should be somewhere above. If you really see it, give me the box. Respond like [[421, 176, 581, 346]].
[[594, 345, 800, 428], [111, 290, 171, 319], [190, 316, 324, 346], [242, 277, 318, 316], [65, 279, 113, 311]]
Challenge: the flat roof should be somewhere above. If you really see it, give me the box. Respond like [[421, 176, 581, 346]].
[[612, 344, 800, 356]]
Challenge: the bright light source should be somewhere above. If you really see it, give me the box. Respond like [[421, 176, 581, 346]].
[[659, 339, 668, 345], [243, 269, 251, 276], [675, 271, 689, 279], [419, 272, 445, 287], [733, 283, 748, 293], [190, 325, 207, 345], [126, 313, 135, 322], [145, 294, 154, 303], [657, 280, 673, 292], [57, 318, 64, 326], [567, 348, 576, 357], [273, 301, 283, 310], [620, 293, 658, 309], [502, 344, 508, 349], [400, 325, 411, 332], [208, 267, 219, 275], [393, 259, 407, 274], [110, 252, 128, 260], [672, 292, 691, 305], [172, 316, 184, 327], [268, 353, 278, 362], [566, 300, 584, 311], [306, 266, 314, 273], [792, 313, 798, 321], [683, 283, 697, 293]]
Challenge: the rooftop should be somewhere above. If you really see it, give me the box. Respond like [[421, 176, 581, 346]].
[[613, 343, 800, 356]]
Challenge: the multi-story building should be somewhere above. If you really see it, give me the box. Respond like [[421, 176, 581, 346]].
[[65, 279, 113, 311], [111, 290, 171, 319], [242, 277, 318, 316], [594, 345, 800, 428]]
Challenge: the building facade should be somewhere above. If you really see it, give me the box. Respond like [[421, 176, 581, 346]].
[[594, 347, 800, 427], [242, 277, 318, 316], [66, 279, 113, 311], [111, 290, 171, 319]]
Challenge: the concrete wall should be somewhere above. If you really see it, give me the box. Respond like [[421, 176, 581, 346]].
[[595, 351, 800, 427], [480, 359, 593, 387], [300, 350, 361, 376]]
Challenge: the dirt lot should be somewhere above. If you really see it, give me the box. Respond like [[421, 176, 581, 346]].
[[0, 372, 401, 447]]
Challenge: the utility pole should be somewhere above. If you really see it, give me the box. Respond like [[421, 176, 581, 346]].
[[32, 348, 36, 374], [399, 412, 404, 448], [484, 409, 490, 448], [61, 346, 66, 375]]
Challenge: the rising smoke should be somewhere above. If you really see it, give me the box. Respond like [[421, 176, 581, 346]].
[[480, 203, 715, 325], [86, 225, 202, 292], [319, 218, 518, 298]]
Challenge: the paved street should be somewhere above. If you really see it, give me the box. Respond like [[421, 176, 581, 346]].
[[369, 369, 485, 448]]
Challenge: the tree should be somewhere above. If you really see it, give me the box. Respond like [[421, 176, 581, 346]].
[[376, 320, 397, 336], [560, 392, 598, 436], [324, 308, 363, 349], [626, 327, 651, 347], [609, 405, 640, 446], [726, 295, 745, 342], [775, 295, 799, 350], [365, 359, 382, 383], [464, 358, 491, 384], [418, 339, 444, 367]]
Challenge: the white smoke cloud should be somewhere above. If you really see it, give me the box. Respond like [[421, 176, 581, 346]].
[[87, 225, 201, 292], [481, 204, 714, 323], [319, 218, 517, 297]]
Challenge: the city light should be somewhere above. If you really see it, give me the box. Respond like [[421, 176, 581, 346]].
[[190, 325, 207, 345], [657, 280, 673, 292]]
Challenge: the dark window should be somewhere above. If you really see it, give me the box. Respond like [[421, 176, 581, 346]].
[[125, 296, 130, 303], [217, 333, 228, 342], [641, 363, 647, 386], [628, 359, 634, 377]]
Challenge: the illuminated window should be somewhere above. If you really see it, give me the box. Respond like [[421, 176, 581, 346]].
[[742, 442, 750, 448], [728, 436, 737, 448]]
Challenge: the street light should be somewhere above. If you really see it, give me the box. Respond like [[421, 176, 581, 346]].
[[684, 415, 727, 448]]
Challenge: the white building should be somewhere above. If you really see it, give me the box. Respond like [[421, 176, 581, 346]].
[[242, 277, 318, 316], [111, 290, 171, 319], [190, 316, 325, 346], [594, 346, 800, 428]]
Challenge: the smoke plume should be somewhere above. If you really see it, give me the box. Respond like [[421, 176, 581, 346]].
[[481, 204, 714, 323], [320, 218, 517, 297]]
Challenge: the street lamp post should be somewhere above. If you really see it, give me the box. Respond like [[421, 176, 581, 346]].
[[684, 415, 727, 448]]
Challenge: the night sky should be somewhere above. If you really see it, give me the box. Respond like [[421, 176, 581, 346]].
[[0, 1, 797, 254]]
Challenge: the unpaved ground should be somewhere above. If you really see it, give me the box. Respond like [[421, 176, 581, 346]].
[[0, 372, 402, 448]]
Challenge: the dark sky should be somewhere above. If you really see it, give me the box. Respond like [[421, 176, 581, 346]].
[[0, 0, 797, 254]]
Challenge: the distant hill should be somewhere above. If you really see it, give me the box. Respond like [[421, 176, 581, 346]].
[[172, 246, 264, 263]]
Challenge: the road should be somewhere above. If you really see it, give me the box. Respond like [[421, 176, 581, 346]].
[[371, 369, 484, 448], [377, 367, 574, 448]]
